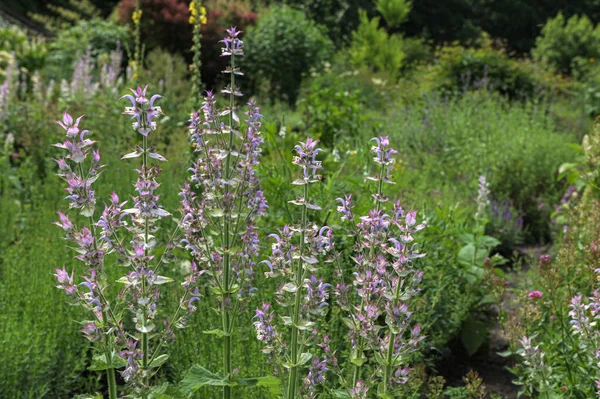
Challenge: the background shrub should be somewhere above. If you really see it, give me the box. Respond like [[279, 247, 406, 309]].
[[243, 5, 333, 104], [0, 26, 47, 75], [348, 10, 405, 80], [427, 33, 568, 100], [532, 12, 600, 76], [45, 18, 129, 79]]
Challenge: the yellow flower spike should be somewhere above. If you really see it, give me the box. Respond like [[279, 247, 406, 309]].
[[132, 9, 143, 25], [189, 1, 207, 25]]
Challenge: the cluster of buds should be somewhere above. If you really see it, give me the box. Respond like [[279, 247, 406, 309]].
[[334, 136, 426, 395]]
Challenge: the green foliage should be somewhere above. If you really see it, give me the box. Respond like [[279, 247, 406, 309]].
[[532, 12, 600, 76], [349, 10, 405, 80], [426, 33, 568, 100], [267, 0, 375, 42], [376, 0, 411, 29], [243, 5, 333, 104], [142, 48, 191, 103], [46, 18, 129, 79], [0, 26, 47, 75], [297, 76, 364, 148], [384, 91, 577, 242], [28, 0, 101, 33]]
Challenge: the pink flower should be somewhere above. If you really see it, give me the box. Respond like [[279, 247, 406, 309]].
[[528, 290, 543, 300], [11, 152, 19, 158]]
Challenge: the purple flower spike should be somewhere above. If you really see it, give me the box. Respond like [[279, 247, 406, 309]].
[[121, 85, 163, 136]]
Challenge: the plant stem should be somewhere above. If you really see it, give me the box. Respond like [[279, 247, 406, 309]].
[[101, 310, 117, 399], [141, 132, 149, 399], [287, 182, 309, 399], [221, 51, 236, 399], [383, 271, 403, 390]]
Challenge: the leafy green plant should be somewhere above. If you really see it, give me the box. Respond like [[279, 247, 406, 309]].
[[0, 26, 47, 76], [297, 77, 364, 148], [243, 5, 333, 104], [532, 12, 600, 77], [349, 10, 405, 80], [376, 0, 411, 29], [46, 18, 129, 80]]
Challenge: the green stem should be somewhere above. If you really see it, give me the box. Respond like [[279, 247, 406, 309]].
[[287, 183, 309, 399], [103, 313, 118, 399], [221, 51, 236, 399], [141, 131, 149, 399], [383, 272, 403, 390]]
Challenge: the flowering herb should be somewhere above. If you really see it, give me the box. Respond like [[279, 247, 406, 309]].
[[334, 136, 426, 397], [253, 136, 334, 399], [52, 86, 199, 398], [180, 27, 267, 399]]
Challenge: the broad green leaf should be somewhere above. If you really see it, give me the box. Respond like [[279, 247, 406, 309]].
[[298, 352, 312, 366], [478, 235, 500, 248], [180, 365, 229, 394], [137, 323, 156, 333], [238, 375, 282, 397], [458, 243, 487, 268], [149, 382, 186, 399], [88, 353, 126, 371], [461, 316, 487, 356]]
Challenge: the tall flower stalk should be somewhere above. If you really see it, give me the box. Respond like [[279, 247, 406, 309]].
[[254, 138, 335, 398], [52, 86, 202, 398], [180, 27, 267, 399], [334, 136, 426, 396], [189, 0, 207, 108], [53, 111, 118, 398]]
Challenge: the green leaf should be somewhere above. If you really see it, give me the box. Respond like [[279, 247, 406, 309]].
[[137, 323, 156, 333], [88, 353, 126, 371], [458, 243, 487, 269], [238, 375, 282, 396], [332, 389, 351, 398], [478, 235, 500, 248], [116, 276, 131, 285], [281, 282, 298, 293], [478, 294, 496, 306], [497, 350, 514, 358], [203, 329, 228, 338], [376, 381, 394, 398], [296, 319, 315, 330], [180, 365, 229, 394], [461, 316, 488, 356], [297, 352, 312, 366], [149, 382, 187, 399], [350, 348, 366, 367], [149, 354, 169, 368], [73, 394, 103, 399], [154, 276, 174, 285]]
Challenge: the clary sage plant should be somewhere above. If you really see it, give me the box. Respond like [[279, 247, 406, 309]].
[[52, 26, 427, 399]]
